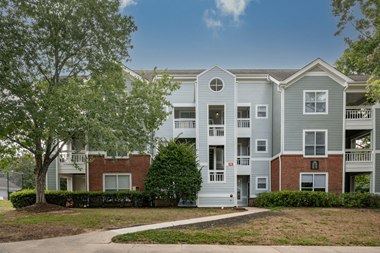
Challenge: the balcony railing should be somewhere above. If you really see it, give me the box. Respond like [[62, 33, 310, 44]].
[[59, 153, 86, 164], [175, 119, 196, 129], [209, 125, 224, 136], [237, 156, 250, 166], [210, 172, 224, 182], [346, 107, 372, 120], [345, 149, 372, 162], [237, 119, 250, 128]]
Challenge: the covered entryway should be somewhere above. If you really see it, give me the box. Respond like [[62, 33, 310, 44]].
[[237, 175, 250, 206]]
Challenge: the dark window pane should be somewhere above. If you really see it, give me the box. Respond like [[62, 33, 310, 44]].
[[314, 188, 326, 192], [305, 102, 315, 112], [301, 188, 313, 191], [316, 146, 325, 155], [316, 102, 326, 112], [301, 182, 313, 187], [305, 146, 315, 156]]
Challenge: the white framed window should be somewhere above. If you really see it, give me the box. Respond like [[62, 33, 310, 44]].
[[303, 130, 327, 157], [303, 90, 328, 114], [256, 139, 268, 153], [300, 173, 328, 192], [256, 176, 268, 190], [209, 147, 225, 183], [180, 111, 196, 119], [256, 105, 268, 119], [103, 173, 132, 192], [209, 78, 224, 92]]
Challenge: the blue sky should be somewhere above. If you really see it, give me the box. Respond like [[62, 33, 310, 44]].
[[120, 0, 358, 70]]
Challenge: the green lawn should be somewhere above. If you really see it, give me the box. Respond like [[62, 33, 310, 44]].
[[114, 208, 380, 246], [0, 201, 13, 207]]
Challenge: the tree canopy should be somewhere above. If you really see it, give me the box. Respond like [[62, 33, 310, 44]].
[[144, 137, 202, 206], [0, 0, 180, 204], [332, 0, 380, 101]]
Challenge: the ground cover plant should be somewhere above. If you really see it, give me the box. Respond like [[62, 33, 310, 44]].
[[114, 208, 380, 246], [0, 207, 236, 242]]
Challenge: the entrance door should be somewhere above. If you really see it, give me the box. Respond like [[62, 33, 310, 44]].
[[237, 176, 249, 206]]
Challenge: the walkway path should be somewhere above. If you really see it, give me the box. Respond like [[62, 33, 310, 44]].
[[1, 207, 379, 252]]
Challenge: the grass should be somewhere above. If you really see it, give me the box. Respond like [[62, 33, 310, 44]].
[[114, 207, 380, 246], [0, 201, 12, 207]]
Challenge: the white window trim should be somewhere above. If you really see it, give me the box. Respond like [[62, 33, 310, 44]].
[[303, 90, 329, 115], [256, 139, 268, 153], [303, 129, 328, 158], [256, 176, 268, 190], [255, 104, 268, 119], [208, 77, 225, 93], [299, 172, 329, 192], [103, 173, 132, 192]]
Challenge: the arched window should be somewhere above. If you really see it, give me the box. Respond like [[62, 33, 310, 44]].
[[209, 78, 224, 92]]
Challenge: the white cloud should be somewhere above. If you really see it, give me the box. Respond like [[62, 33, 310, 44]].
[[120, 0, 137, 9], [203, 9, 223, 30], [215, 0, 253, 22]]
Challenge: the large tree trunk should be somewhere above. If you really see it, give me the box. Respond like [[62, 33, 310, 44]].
[[35, 170, 47, 205]]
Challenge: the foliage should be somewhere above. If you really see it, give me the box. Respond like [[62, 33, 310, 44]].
[[59, 178, 67, 191], [10, 189, 152, 208], [144, 137, 202, 206], [331, 0, 380, 101], [8, 157, 36, 189], [254, 191, 380, 208], [0, 0, 180, 204]]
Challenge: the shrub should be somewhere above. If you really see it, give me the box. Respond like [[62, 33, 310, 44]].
[[144, 137, 202, 206], [255, 191, 380, 208], [10, 189, 151, 209]]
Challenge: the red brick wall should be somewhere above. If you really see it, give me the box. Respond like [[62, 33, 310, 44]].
[[280, 155, 343, 194], [271, 157, 279, 192], [88, 155, 151, 192]]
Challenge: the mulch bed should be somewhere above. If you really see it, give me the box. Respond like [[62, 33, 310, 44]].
[[16, 203, 70, 213], [160, 211, 284, 231]]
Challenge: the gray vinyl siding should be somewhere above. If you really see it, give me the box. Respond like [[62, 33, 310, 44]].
[[47, 158, 57, 190], [376, 154, 380, 192], [376, 109, 380, 150], [238, 82, 272, 158], [284, 76, 344, 152], [170, 82, 195, 104], [272, 85, 281, 155], [251, 161, 270, 196], [197, 67, 235, 206]]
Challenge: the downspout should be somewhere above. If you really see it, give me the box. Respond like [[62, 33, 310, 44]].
[[342, 83, 348, 193]]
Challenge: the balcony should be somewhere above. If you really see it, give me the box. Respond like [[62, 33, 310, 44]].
[[59, 152, 86, 174], [174, 107, 196, 137], [345, 149, 373, 172], [345, 106, 373, 130], [208, 105, 225, 145], [237, 106, 250, 136], [237, 138, 250, 174]]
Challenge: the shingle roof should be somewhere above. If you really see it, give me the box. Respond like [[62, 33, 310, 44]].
[[133, 69, 369, 82]]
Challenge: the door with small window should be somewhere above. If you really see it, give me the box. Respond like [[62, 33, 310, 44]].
[[237, 176, 249, 206]]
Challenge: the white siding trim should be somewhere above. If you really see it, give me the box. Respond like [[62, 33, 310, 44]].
[[256, 176, 268, 191], [172, 103, 196, 107], [198, 193, 231, 197], [255, 104, 268, 119], [208, 77, 225, 93], [256, 139, 268, 153]]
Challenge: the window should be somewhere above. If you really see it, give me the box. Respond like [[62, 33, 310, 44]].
[[209, 147, 225, 182], [304, 91, 328, 114], [300, 173, 328, 192], [103, 174, 131, 192], [209, 78, 224, 92], [304, 130, 327, 157], [256, 177, 268, 190], [256, 105, 268, 118], [256, 139, 267, 153], [180, 111, 195, 119]]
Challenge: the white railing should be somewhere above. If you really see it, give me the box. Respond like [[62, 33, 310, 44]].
[[175, 119, 196, 129], [345, 149, 372, 162], [346, 107, 372, 120], [59, 153, 86, 164], [237, 119, 250, 128], [237, 157, 250, 166], [209, 125, 224, 136], [210, 172, 224, 182]]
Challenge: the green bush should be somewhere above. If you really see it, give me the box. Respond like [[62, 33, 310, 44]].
[[10, 189, 152, 209], [255, 191, 380, 208]]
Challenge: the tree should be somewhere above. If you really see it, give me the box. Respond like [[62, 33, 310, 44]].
[[0, 0, 180, 205], [144, 137, 202, 206], [10, 157, 36, 190], [331, 0, 380, 101]]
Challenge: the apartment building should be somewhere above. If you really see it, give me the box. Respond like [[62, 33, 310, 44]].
[[46, 58, 379, 207]]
